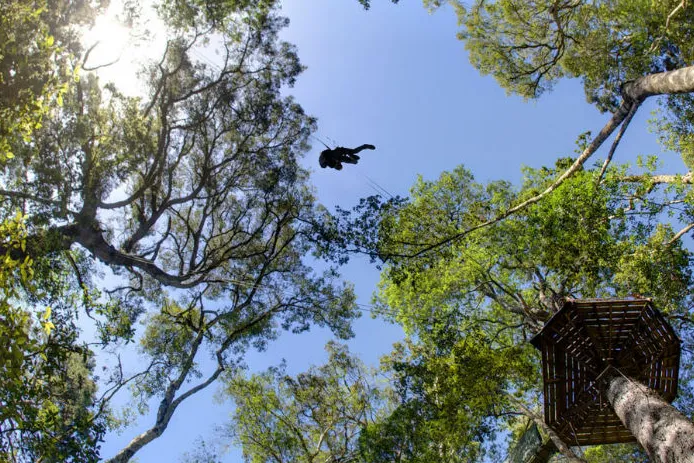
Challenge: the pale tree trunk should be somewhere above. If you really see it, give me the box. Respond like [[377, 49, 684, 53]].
[[105, 327, 221, 463], [623, 66, 694, 102], [105, 365, 225, 463], [603, 369, 694, 463], [106, 308, 279, 462]]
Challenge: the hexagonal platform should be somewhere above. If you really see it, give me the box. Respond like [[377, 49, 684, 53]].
[[530, 298, 680, 445]]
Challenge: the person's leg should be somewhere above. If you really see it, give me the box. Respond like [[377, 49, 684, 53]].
[[332, 148, 357, 164], [335, 145, 375, 156], [332, 145, 375, 165], [353, 144, 375, 153], [344, 144, 375, 162]]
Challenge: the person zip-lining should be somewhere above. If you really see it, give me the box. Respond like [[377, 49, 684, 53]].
[[319, 144, 376, 170]]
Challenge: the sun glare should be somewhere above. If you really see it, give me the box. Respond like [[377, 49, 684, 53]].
[[82, 15, 130, 68], [80, 0, 167, 96]]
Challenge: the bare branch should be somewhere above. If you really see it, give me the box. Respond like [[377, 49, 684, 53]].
[[667, 223, 694, 247], [665, 0, 687, 33], [71, 224, 202, 288], [597, 102, 639, 184], [620, 172, 693, 184], [81, 41, 122, 71]]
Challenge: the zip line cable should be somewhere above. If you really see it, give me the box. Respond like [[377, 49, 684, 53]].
[[362, 177, 384, 197], [311, 134, 394, 199], [362, 173, 394, 199], [310, 134, 332, 150]]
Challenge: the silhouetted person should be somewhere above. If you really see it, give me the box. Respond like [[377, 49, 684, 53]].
[[319, 144, 375, 170]]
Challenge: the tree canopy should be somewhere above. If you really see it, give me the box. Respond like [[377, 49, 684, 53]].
[[5, 0, 694, 461], [250, 158, 694, 461], [367, 160, 694, 460], [1, 0, 358, 461], [277, 4, 694, 459], [223, 342, 386, 463]]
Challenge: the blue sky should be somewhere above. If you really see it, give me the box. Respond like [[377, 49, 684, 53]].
[[98, 0, 676, 461]]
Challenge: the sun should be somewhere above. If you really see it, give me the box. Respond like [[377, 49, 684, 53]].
[[80, 0, 167, 96], [81, 8, 132, 71]]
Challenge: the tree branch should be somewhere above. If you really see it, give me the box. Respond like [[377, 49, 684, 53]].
[[620, 172, 693, 184], [389, 65, 694, 260], [515, 402, 586, 463], [597, 101, 639, 184], [402, 99, 635, 259], [70, 224, 202, 288], [667, 223, 694, 247]]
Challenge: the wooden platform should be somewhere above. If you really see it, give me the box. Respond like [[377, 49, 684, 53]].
[[530, 298, 680, 445]]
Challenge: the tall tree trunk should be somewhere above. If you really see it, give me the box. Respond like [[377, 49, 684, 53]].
[[603, 369, 694, 463]]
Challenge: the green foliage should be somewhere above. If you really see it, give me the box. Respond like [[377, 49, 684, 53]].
[[224, 342, 385, 463], [0, 0, 102, 163], [357, 0, 400, 10], [0, 212, 105, 462], [368, 165, 622, 333], [157, 0, 278, 29], [0, 1, 56, 162], [613, 224, 693, 314], [653, 93, 694, 171], [361, 332, 537, 462], [582, 443, 648, 462], [324, 158, 694, 459], [445, 0, 693, 108], [0, 212, 42, 384], [1, 0, 360, 460]]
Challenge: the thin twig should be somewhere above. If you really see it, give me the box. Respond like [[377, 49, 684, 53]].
[[82, 41, 123, 71], [665, 0, 687, 33]]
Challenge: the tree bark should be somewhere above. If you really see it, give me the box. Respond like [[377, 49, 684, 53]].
[[0, 221, 201, 289], [603, 368, 694, 463], [621, 172, 693, 184], [104, 367, 224, 463], [623, 66, 694, 102]]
